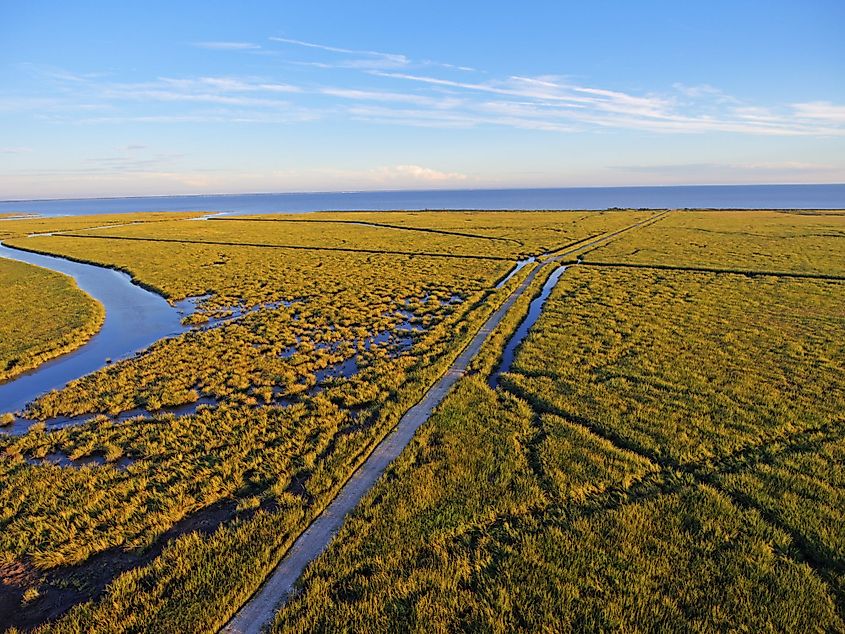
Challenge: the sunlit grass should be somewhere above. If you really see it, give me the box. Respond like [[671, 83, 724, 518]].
[[3, 209, 843, 631], [585, 209, 845, 275], [0, 259, 104, 383], [505, 267, 845, 466], [271, 377, 842, 632]]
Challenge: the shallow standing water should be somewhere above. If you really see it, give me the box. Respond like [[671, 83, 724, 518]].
[[0, 243, 191, 415], [489, 264, 569, 387], [496, 257, 536, 289]]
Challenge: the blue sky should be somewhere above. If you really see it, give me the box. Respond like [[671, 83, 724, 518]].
[[1, 0, 844, 199]]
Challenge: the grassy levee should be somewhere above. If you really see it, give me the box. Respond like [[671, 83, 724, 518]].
[[209, 216, 525, 246], [268, 270, 843, 632], [48, 233, 517, 262], [226, 209, 655, 257], [0, 258, 104, 384], [583, 259, 845, 281]]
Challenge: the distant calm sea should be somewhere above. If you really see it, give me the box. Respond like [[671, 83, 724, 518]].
[[1, 184, 843, 217]]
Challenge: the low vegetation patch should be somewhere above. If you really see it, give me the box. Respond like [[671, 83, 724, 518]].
[[0, 259, 104, 383], [272, 221, 845, 631], [585, 209, 845, 276]]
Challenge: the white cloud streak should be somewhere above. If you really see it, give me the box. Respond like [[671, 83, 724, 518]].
[[792, 101, 845, 124], [7, 37, 845, 140], [372, 71, 845, 135], [269, 36, 409, 69]]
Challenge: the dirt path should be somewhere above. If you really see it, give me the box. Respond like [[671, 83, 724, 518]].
[[221, 212, 668, 633]]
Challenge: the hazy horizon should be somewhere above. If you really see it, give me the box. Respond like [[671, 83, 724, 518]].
[[2, 182, 845, 205]]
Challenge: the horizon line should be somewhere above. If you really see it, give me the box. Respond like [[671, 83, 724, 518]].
[[2, 182, 844, 204]]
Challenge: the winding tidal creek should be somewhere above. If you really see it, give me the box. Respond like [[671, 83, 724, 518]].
[[0, 242, 194, 419]]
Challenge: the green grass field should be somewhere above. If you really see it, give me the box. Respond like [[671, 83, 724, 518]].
[[269, 212, 845, 632], [1, 209, 843, 632], [2, 210, 648, 632], [272, 378, 843, 632], [585, 209, 845, 276], [0, 259, 104, 384]]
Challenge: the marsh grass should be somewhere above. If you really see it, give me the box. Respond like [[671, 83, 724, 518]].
[[3, 209, 844, 632], [0, 259, 104, 382], [585, 209, 845, 275], [271, 375, 843, 632], [271, 223, 845, 631], [504, 267, 845, 466], [1, 211, 565, 631]]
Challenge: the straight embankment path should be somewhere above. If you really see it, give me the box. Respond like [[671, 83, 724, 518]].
[[222, 211, 668, 633]]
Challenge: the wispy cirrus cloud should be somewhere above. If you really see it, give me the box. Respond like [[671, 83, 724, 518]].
[[8, 148, 187, 177], [269, 36, 409, 69], [791, 101, 845, 124], [103, 76, 301, 104], [319, 87, 463, 109], [7, 37, 845, 139], [82, 147, 187, 172], [345, 103, 579, 133], [671, 83, 739, 104], [17, 74, 308, 119], [51, 109, 322, 126], [368, 71, 845, 136]]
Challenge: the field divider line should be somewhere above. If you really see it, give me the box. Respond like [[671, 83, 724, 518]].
[[41, 233, 515, 262], [221, 214, 662, 634], [579, 260, 845, 281], [209, 217, 524, 245], [501, 375, 845, 611]]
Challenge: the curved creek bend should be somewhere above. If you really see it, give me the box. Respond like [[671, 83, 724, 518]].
[[0, 213, 662, 631], [1, 213, 663, 440], [0, 242, 459, 438], [0, 242, 199, 431]]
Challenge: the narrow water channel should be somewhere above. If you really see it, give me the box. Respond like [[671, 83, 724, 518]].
[[495, 256, 536, 289], [488, 264, 569, 387], [0, 243, 194, 416]]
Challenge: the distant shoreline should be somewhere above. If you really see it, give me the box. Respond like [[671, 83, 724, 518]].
[[1, 183, 843, 216], [3, 182, 844, 204]]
